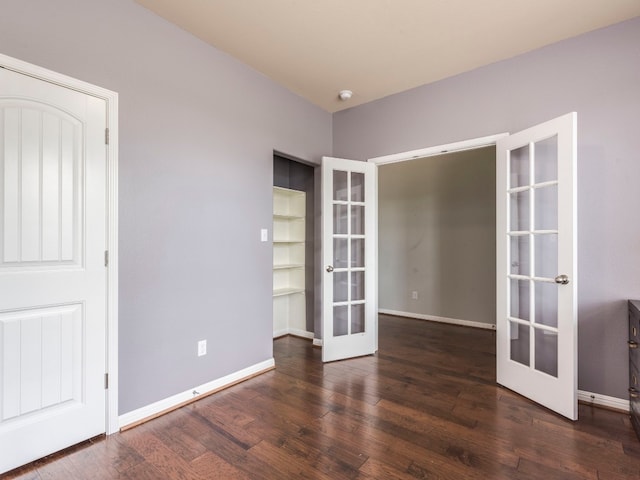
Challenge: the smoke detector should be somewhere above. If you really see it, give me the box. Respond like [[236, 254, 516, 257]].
[[338, 90, 353, 101]]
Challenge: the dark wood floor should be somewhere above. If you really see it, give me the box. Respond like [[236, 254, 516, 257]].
[[4, 315, 640, 479]]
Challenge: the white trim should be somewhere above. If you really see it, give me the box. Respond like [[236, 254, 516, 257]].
[[379, 309, 496, 330], [118, 358, 275, 429], [288, 328, 314, 339], [0, 53, 119, 435], [273, 328, 314, 339], [313, 338, 323, 347], [273, 328, 289, 338], [578, 390, 629, 412], [367, 133, 508, 165]]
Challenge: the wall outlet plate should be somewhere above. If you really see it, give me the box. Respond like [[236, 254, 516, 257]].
[[197, 339, 207, 356], [412, 291, 418, 300]]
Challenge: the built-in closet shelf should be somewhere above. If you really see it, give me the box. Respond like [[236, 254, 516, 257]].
[[273, 287, 306, 297], [273, 186, 306, 336], [273, 264, 305, 270]]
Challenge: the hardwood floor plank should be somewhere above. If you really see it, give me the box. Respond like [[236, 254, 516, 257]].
[[121, 429, 205, 480], [189, 452, 251, 480], [247, 440, 335, 480], [516, 457, 595, 480], [4, 315, 639, 480]]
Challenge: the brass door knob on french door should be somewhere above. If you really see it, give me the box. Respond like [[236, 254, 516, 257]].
[[554, 274, 570, 285], [326, 265, 334, 273]]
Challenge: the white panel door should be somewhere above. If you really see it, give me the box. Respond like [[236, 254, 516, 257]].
[[0, 67, 107, 473], [322, 157, 377, 362], [496, 113, 577, 420]]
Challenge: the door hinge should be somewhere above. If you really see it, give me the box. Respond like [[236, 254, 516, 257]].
[[105, 127, 110, 145], [104, 250, 109, 267], [104, 373, 109, 390]]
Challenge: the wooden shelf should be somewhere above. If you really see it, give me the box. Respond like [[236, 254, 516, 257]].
[[273, 239, 304, 243], [273, 264, 305, 270], [273, 186, 306, 336], [273, 287, 305, 297]]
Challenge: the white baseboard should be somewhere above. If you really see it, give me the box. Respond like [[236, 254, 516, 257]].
[[273, 327, 314, 339], [273, 328, 288, 338], [379, 309, 496, 330], [578, 389, 629, 412], [312, 338, 323, 347], [288, 328, 314, 339], [118, 358, 275, 429]]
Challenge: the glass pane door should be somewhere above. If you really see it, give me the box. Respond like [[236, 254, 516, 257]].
[[331, 171, 366, 337], [508, 136, 559, 377], [496, 112, 577, 420], [322, 157, 377, 362]]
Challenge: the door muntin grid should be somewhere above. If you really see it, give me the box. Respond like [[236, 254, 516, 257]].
[[332, 170, 366, 337], [507, 136, 560, 377]]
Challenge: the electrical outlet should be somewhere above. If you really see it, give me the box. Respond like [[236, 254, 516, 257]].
[[260, 228, 268, 242], [197, 339, 207, 357], [412, 291, 418, 300]]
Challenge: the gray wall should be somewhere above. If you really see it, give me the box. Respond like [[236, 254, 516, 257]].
[[379, 148, 496, 325], [0, 0, 331, 414], [334, 17, 640, 399]]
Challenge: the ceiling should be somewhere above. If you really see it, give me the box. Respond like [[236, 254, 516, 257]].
[[135, 0, 640, 113]]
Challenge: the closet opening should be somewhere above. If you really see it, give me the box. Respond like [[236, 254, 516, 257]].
[[272, 153, 318, 342]]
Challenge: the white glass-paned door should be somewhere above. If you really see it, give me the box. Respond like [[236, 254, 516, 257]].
[[496, 113, 577, 420], [322, 157, 377, 362]]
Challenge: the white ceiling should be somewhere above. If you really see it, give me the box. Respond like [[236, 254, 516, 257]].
[[135, 0, 640, 113]]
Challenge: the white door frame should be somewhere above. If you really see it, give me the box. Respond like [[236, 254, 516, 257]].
[[368, 133, 507, 330], [0, 53, 120, 435], [367, 133, 508, 166]]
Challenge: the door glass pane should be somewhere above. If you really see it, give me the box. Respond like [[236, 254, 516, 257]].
[[351, 238, 364, 267], [334, 238, 348, 268], [510, 145, 530, 188], [351, 271, 365, 301], [351, 172, 364, 202], [534, 234, 557, 279], [333, 170, 348, 201], [351, 304, 365, 334], [351, 205, 364, 235], [333, 272, 348, 303], [510, 321, 530, 366], [510, 279, 530, 321], [510, 235, 530, 276], [534, 281, 558, 328], [535, 329, 558, 377], [333, 204, 348, 234], [534, 185, 557, 230], [534, 135, 557, 184], [333, 305, 348, 337], [510, 190, 530, 232]]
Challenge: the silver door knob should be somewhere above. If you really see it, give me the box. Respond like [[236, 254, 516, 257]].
[[554, 274, 569, 285], [326, 265, 334, 272]]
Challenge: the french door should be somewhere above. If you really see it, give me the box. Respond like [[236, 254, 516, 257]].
[[496, 113, 577, 420], [0, 67, 107, 473], [321, 157, 377, 362]]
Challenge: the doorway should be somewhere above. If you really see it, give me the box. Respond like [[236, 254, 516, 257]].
[[0, 55, 119, 474], [377, 146, 497, 330], [272, 154, 316, 340]]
